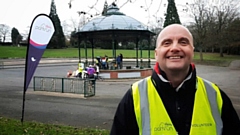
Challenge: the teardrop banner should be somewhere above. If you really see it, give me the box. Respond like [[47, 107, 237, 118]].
[[21, 14, 55, 123]]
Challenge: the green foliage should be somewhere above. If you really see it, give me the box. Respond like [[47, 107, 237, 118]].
[[0, 116, 109, 135], [126, 42, 135, 49], [48, 0, 66, 49], [163, 0, 181, 28], [70, 30, 77, 47], [97, 41, 112, 49], [102, 1, 108, 16], [225, 18, 240, 55], [11, 27, 22, 45], [139, 40, 155, 50]]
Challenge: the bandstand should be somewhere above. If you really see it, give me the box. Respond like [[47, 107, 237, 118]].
[[74, 2, 156, 79]]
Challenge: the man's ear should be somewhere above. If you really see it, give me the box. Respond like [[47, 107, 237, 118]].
[[154, 49, 157, 59], [192, 47, 195, 58]]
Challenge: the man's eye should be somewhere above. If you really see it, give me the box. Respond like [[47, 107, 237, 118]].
[[163, 41, 171, 45], [180, 40, 190, 45], [181, 41, 187, 44], [179, 38, 189, 45]]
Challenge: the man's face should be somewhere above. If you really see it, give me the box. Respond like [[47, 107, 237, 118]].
[[155, 25, 194, 73]]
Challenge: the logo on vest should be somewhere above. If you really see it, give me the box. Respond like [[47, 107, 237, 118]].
[[192, 123, 212, 128], [154, 122, 174, 131]]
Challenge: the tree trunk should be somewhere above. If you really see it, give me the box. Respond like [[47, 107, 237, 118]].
[[238, 46, 240, 55], [199, 48, 203, 61], [227, 46, 230, 55], [220, 46, 224, 57]]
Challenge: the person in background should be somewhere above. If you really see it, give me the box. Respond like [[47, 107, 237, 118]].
[[116, 55, 121, 69], [78, 63, 84, 78], [101, 56, 107, 69], [66, 69, 78, 78], [87, 65, 96, 89], [95, 56, 102, 69], [94, 64, 99, 79], [67, 70, 72, 78], [119, 53, 123, 69], [110, 24, 240, 135], [82, 66, 88, 79], [87, 65, 95, 79], [105, 55, 109, 69], [74, 68, 79, 77]]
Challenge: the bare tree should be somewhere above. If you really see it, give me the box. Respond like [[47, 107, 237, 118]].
[[185, 0, 240, 59], [70, 18, 78, 31], [62, 20, 72, 39], [184, 0, 209, 61], [208, 0, 239, 57], [224, 17, 240, 55], [0, 24, 10, 43]]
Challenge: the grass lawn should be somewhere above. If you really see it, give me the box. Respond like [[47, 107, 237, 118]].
[[1, 46, 240, 66], [0, 116, 110, 135]]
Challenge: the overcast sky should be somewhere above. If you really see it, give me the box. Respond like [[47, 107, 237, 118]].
[[0, 0, 192, 38]]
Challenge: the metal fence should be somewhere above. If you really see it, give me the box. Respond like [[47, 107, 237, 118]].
[[33, 76, 95, 97]]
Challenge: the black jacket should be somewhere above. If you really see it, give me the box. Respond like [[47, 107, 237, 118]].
[[110, 64, 240, 135]]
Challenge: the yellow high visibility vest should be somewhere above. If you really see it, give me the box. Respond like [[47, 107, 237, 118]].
[[132, 76, 223, 135], [78, 63, 83, 72]]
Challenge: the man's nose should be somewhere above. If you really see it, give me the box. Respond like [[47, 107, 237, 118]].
[[170, 42, 180, 52]]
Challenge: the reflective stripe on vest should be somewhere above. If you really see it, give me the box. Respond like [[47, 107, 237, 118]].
[[132, 76, 223, 135]]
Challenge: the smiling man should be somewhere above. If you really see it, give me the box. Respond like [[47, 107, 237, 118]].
[[155, 24, 194, 88], [110, 24, 240, 135]]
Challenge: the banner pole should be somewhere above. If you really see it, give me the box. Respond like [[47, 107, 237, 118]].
[[21, 90, 26, 123], [21, 28, 30, 124]]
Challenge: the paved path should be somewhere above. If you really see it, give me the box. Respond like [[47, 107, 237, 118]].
[[0, 62, 239, 130]]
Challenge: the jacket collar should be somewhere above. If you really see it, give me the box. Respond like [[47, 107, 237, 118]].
[[153, 62, 196, 91]]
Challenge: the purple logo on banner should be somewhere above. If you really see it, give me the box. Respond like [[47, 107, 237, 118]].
[[24, 14, 55, 91]]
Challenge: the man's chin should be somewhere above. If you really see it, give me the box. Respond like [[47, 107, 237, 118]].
[[167, 65, 186, 71]]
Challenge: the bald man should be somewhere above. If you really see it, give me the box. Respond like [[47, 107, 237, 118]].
[[110, 24, 240, 135]]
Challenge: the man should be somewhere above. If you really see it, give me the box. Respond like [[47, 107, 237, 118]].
[[119, 53, 123, 69], [116, 55, 121, 69], [110, 24, 240, 135]]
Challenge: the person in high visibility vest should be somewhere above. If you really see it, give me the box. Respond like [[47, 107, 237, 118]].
[[110, 24, 240, 135], [78, 63, 84, 78]]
